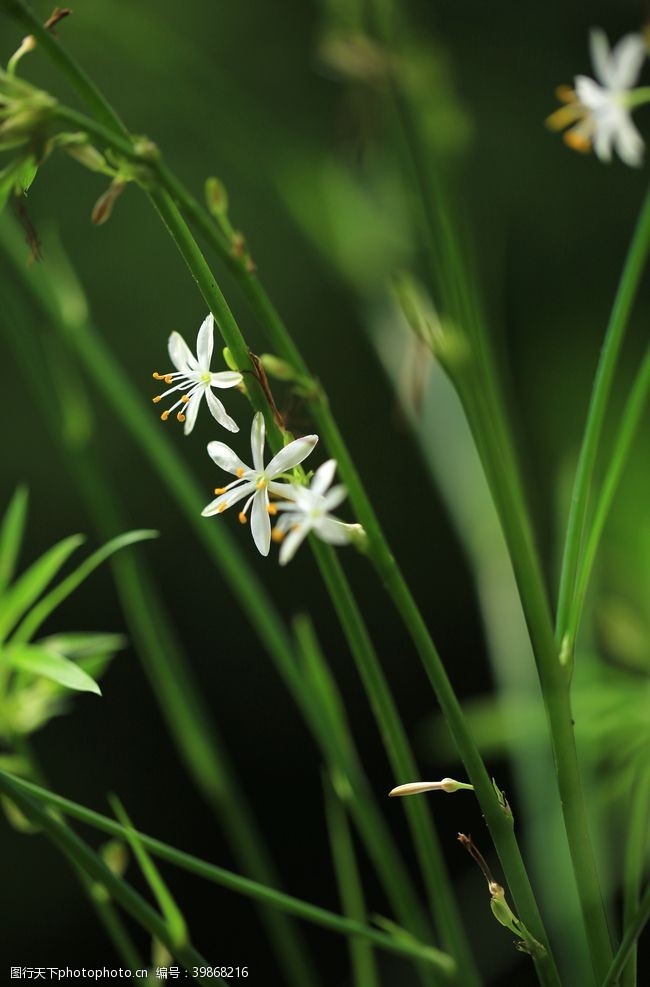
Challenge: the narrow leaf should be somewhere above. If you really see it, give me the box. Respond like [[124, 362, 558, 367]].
[[10, 530, 157, 645], [0, 534, 84, 642], [8, 645, 102, 695], [39, 632, 127, 659], [0, 486, 29, 595], [109, 795, 188, 949]]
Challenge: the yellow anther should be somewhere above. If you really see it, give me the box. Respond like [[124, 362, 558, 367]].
[[217, 502, 228, 513], [271, 528, 285, 543], [214, 486, 228, 495], [564, 129, 592, 153], [164, 374, 173, 384], [267, 503, 277, 516], [555, 85, 576, 104], [177, 412, 186, 422], [153, 371, 163, 380], [152, 395, 162, 404], [181, 394, 190, 403], [238, 512, 248, 524], [256, 478, 267, 490], [236, 467, 245, 478], [160, 410, 170, 421], [546, 104, 583, 132]]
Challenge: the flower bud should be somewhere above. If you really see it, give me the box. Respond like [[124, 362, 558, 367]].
[[389, 777, 474, 797], [205, 176, 229, 216], [91, 180, 126, 225], [260, 353, 295, 381]]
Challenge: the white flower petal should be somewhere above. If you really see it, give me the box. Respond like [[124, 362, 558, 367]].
[[202, 482, 255, 517], [589, 28, 614, 88], [168, 331, 198, 373], [314, 517, 354, 546], [210, 371, 243, 389], [323, 484, 347, 512], [311, 459, 337, 497], [279, 523, 310, 565], [611, 33, 646, 91], [183, 390, 203, 435], [196, 313, 214, 370], [250, 412, 266, 472], [268, 480, 299, 501], [207, 441, 250, 476], [206, 390, 239, 432], [251, 490, 272, 556], [614, 115, 644, 166], [266, 434, 318, 478], [574, 75, 608, 111], [593, 119, 615, 162]]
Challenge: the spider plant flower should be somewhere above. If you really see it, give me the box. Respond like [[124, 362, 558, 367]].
[[202, 412, 318, 556], [547, 29, 648, 166], [388, 778, 474, 797], [272, 459, 364, 565], [152, 313, 242, 434]]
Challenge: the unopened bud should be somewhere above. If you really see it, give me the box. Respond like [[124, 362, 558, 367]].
[[64, 140, 110, 174], [260, 353, 295, 381], [100, 839, 129, 877], [389, 777, 474, 797], [205, 176, 229, 216], [222, 346, 239, 372], [91, 180, 126, 225]]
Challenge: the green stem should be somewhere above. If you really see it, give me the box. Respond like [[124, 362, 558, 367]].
[[323, 771, 380, 987], [601, 884, 650, 987], [565, 346, 650, 652], [556, 183, 650, 645], [0, 770, 457, 977]]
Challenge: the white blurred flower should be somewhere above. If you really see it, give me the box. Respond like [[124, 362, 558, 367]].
[[152, 313, 242, 434], [272, 459, 363, 565], [547, 29, 647, 166], [202, 412, 318, 556]]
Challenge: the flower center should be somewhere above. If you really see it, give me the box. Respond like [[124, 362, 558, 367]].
[[200, 372, 211, 384]]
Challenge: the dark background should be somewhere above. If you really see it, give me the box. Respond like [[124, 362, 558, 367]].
[[1, 1, 648, 984]]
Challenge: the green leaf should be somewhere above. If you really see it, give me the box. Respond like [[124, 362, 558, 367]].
[[0, 486, 29, 595], [8, 644, 101, 695], [14, 156, 37, 194], [0, 534, 85, 642], [10, 529, 157, 646], [39, 632, 127, 660]]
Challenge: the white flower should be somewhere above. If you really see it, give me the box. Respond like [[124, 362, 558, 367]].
[[152, 313, 243, 434], [272, 459, 362, 565], [202, 412, 318, 556], [547, 29, 647, 166]]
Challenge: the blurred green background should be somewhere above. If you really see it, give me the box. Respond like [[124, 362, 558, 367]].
[[1, 0, 648, 984]]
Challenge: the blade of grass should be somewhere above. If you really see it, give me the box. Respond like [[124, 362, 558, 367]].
[[0, 486, 28, 595], [620, 769, 650, 987], [323, 770, 380, 987], [600, 884, 650, 987]]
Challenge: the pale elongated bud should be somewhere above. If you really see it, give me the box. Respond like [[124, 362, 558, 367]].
[[388, 777, 474, 797]]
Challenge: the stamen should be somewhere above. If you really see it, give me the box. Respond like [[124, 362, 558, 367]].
[[153, 372, 163, 380], [152, 396, 162, 404], [177, 411, 186, 422], [214, 487, 228, 495], [217, 502, 228, 513], [564, 129, 592, 153], [546, 104, 583, 131], [236, 467, 245, 478], [181, 394, 190, 403], [238, 512, 248, 524], [271, 528, 285, 543], [164, 374, 173, 384], [555, 84, 576, 104], [161, 410, 170, 421], [256, 478, 267, 490], [267, 503, 277, 515]]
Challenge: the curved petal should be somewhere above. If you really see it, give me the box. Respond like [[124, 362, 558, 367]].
[[314, 517, 354, 546], [206, 389, 239, 433], [196, 313, 214, 370], [168, 331, 198, 373], [574, 75, 608, 111], [268, 480, 299, 501], [202, 481, 255, 517], [210, 371, 243, 389], [310, 459, 337, 496], [183, 390, 203, 435], [614, 115, 644, 166], [250, 412, 266, 472], [323, 484, 347, 512], [266, 434, 318, 478], [611, 33, 646, 91], [207, 441, 250, 476], [589, 28, 614, 87], [251, 490, 272, 556], [279, 523, 310, 565]]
